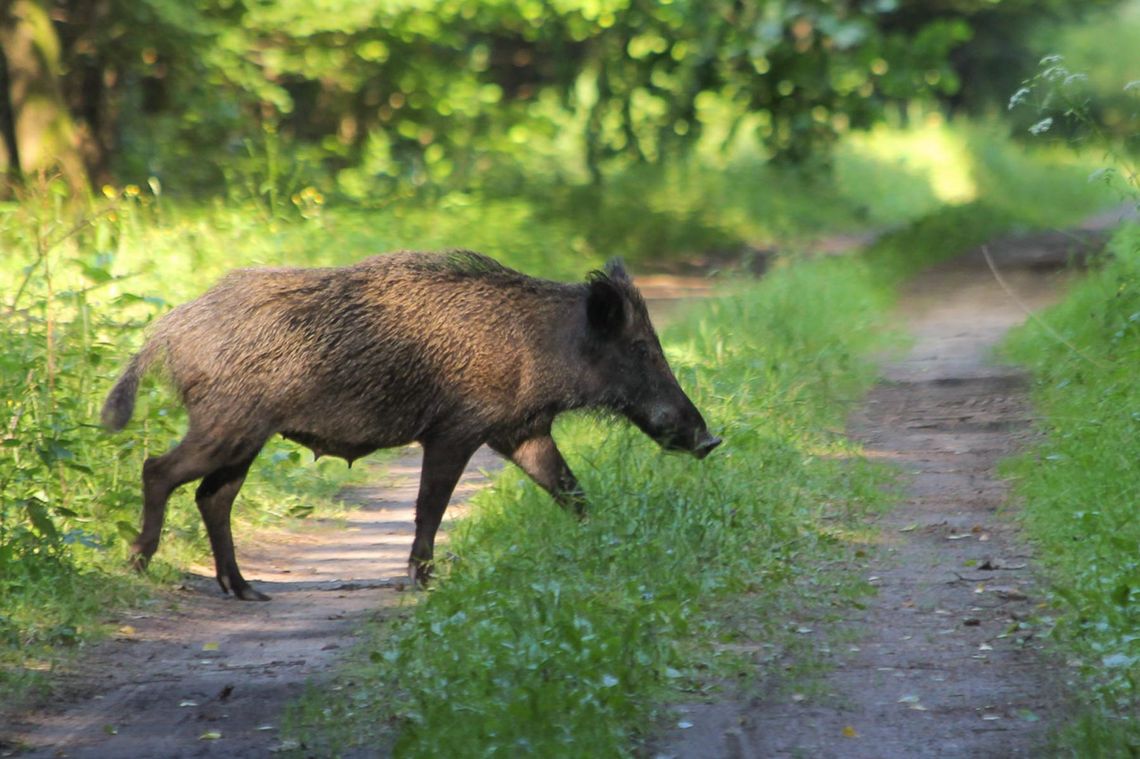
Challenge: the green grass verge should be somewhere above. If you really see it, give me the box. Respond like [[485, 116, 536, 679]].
[[1002, 221, 1140, 755]]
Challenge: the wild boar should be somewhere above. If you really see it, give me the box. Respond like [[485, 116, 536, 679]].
[[102, 251, 720, 600]]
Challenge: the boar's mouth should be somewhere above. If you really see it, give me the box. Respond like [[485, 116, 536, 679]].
[[657, 430, 722, 459], [691, 433, 722, 459]]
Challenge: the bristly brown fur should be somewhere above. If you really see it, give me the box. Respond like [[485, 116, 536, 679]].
[[102, 249, 715, 598]]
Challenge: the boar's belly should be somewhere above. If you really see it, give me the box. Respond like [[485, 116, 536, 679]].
[[279, 430, 398, 463]]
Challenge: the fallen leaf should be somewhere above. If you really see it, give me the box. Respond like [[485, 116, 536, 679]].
[[178, 700, 198, 708], [981, 714, 1002, 721], [791, 693, 806, 703], [978, 643, 994, 651], [1017, 709, 1040, 722], [118, 625, 136, 636], [199, 731, 222, 740], [103, 724, 118, 736], [898, 695, 921, 704], [202, 642, 220, 652], [947, 533, 972, 541], [899, 523, 918, 532], [677, 721, 694, 730], [842, 725, 858, 738]]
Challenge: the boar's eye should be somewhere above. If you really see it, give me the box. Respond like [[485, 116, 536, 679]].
[[632, 340, 651, 359]]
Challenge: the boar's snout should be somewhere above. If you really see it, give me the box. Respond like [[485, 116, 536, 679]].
[[641, 400, 721, 459], [692, 432, 722, 459]]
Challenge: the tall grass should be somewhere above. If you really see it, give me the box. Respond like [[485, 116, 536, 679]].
[[1002, 222, 1140, 754]]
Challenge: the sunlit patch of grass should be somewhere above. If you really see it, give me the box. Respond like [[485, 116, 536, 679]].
[[839, 115, 979, 206], [1002, 222, 1140, 754]]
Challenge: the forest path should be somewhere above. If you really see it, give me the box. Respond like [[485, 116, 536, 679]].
[[655, 227, 1113, 758]]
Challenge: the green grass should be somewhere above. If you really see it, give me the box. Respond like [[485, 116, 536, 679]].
[[1002, 221, 1140, 755]]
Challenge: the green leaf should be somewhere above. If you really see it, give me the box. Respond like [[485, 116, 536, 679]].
[[24, 500, 59, 540]]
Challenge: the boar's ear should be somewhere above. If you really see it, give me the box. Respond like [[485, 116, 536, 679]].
[[586, 273, 626, 340], [604, 258, 631, 283]]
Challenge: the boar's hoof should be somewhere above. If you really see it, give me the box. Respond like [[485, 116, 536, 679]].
[[408, 560, 433, 588], [232, 585, 271, 602], [128, 552, 150, 573], [220, 575, 271, 602]]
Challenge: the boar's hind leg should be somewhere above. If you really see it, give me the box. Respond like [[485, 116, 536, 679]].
[[195, 455, 267, 601], [408, 440, 479, 586], [134, 434, 230, 569], [492, 435, 586, 517]]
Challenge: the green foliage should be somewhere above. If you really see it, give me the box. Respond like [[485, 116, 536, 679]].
[[1007, 54, 1140, 192], [0, 180, 368, 692], [0, 183, 164, 683], [1002, 222, 1140, 753], [40, 0, 1117, 196], [1032, 0, 1140, 145]]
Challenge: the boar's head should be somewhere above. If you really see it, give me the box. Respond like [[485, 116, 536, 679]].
[[585, 261, 721, 459]]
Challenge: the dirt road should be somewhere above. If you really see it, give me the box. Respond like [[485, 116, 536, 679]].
[[656, 229, 1108, 758]]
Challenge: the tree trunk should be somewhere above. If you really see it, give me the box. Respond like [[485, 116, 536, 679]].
[[0, 0, 88, 193]]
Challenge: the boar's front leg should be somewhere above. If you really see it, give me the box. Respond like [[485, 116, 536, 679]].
[[493, 434, 586, 517], [408, 439, 479, 585]]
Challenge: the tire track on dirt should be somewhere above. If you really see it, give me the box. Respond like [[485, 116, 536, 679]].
[[656, 228, 1109, 758]]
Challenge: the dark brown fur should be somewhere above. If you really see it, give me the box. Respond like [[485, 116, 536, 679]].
[[103, 251, 719, 599]]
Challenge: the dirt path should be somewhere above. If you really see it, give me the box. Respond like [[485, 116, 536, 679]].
[[656, 230, 1108, 758], [1, 447, 497, 758]]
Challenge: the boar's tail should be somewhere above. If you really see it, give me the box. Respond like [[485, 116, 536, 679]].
[[101, 342, 161, 432]]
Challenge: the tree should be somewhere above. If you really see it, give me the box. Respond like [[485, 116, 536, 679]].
[[0, 0, 87, 193]]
